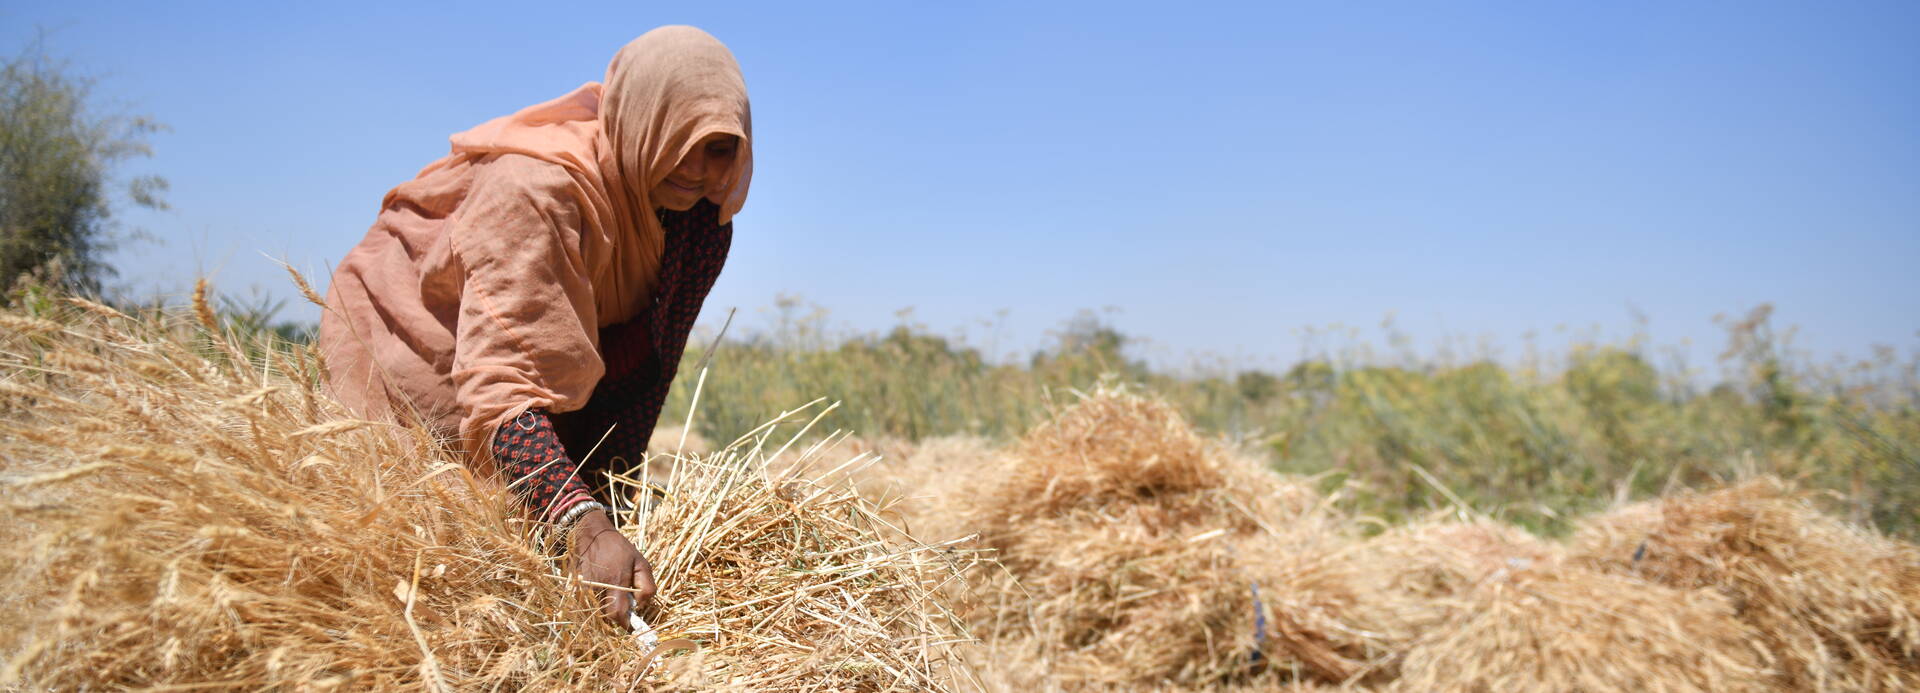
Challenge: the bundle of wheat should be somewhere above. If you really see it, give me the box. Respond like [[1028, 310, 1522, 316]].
[[1353, 519, 1559, 630], [1568, 478, 1920, 691], [19, 283, 1918, 692], [622, 417, 974, 689], [939, 385, 1337, 687], [839, 434, 996, 544], [1391, 564, 1773, 692], [1245, 518, 1565, 685], [0, 288, 964, 691]]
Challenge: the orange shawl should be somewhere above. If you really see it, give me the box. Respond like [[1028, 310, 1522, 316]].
[[318, 26, 752, 465]]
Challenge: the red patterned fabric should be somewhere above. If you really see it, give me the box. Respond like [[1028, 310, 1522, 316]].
[[491, 409, 593, 523]]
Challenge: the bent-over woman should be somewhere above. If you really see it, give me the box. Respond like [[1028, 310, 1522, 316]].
[[317, 25, 752, 628]]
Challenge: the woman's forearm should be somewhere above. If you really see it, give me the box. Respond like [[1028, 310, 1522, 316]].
[[492, 408, 595, 523]]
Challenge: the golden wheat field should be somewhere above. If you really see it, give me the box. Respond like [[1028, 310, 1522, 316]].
[[2, 291, 1917, 691]]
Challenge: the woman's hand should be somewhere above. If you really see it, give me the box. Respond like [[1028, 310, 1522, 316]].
[[568, 509, 657, 627]]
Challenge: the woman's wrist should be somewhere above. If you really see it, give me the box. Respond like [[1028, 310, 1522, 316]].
[[555, 502, 612, 557], [557, 500, 610, 534]]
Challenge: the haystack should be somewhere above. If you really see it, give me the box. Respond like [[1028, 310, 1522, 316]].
[[0, 291, 964, 690], [622, 425, 971, 689], [1569, 478, 1920, 691], [942, 386, 1338, 687], [1391, 564, 1773, 692], [841, 434, 996, 544], [1248, 518, 1564, 684], [1347, 519, 1560, 632]]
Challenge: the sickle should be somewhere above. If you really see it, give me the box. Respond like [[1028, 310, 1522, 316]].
[[629, 611, 697, 671], [635, 637, 698, 671]]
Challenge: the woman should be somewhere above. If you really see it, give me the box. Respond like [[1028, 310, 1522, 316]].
[[317, 26, 751, 628]]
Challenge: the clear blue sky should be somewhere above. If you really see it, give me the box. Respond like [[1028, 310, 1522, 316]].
[[6, 1, 1916, 374]]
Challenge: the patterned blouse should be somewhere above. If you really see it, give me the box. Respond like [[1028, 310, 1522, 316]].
[[488, 199, 731, 523]]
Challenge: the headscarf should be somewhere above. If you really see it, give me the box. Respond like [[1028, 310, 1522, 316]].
[[445, 25, 753, 324], [317, 26, 752, 465]]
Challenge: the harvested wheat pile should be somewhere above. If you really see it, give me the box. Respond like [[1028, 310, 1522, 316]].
[[1391, 564, 1773, 692], [624, 430, 972, 689], [1248, 518, 1565, 684], [0, 291, 964, 690], [1349, 519, 1560, 634], [1569, 479, 1920, 691], [941, 386, 1339, 688], [840, 435, 996, 544], [11, 289, 1917, 692], [896, 393, 1920, 691]]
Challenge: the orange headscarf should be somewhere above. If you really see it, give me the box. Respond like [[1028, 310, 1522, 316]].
[[448, 26, 753, 324], [318, 26, 752, 465]]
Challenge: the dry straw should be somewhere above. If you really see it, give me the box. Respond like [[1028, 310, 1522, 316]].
[[879, 388, 1920, 691], [0, 289, 966, 690], [1355, 520, 1774, 692], [1248, 518, 1568, 685], [1570, 479, 1920, 691], [6, 285, 1918, 692], [1390, 564, 1773, 692], [935, 385, 1342, 688]]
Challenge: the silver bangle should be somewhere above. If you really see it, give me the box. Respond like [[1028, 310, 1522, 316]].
[[556, 500, 609, 531]]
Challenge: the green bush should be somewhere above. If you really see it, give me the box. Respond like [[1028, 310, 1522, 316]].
[[665, 302, 1919, 538], [0, 38, 167, 298]]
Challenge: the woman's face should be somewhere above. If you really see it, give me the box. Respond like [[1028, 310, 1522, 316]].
[[651, 133, 740, 211]]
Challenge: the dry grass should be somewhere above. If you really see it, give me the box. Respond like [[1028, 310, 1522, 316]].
[[932, 386, 1340, 688], [1569, 479, 1920, 691], [672, 302, 1920, 539], [1239, 518, 1566, 685], [0, 295, 966, 690], [617, 417, 973, 689], [837, 435, 996, 545], [1390, 565, 1773, 692], [4, 290, 1918, 691], [874, 388, 1919, 691]]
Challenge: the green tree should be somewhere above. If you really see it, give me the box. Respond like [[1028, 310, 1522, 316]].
[[0, 37, 167, 299]]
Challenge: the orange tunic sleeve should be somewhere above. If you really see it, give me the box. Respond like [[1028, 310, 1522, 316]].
[[446, 155, 610, 462]]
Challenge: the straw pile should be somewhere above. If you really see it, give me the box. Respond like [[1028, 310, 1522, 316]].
[[1245, 517, 1767, 689], [0, 291, 964, 690], [938, 386, 1339, 688], [7, 288, 1918, 692], [628, 416, 974, 689], [1569, 478, 1920, 691], [1345, 519, 1560, 635], [831, 434, 995, 545], [1391, 562, 1773, 692], [1254, 518, 1564, 684], [881, 388, 1919, 691]]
